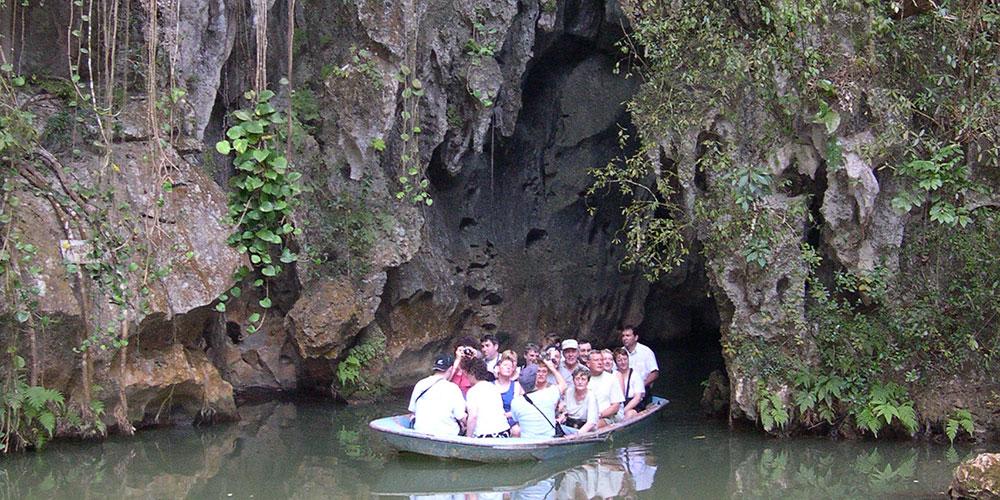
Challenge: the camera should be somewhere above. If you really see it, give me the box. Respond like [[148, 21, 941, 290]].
[[461, 346, 476, 357]]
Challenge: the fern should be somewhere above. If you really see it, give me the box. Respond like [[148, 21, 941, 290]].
[[853, 382, 917, 437], [757, 384, 789, 432], [0, 357, 67, 451], [945, 409, 975, 444]]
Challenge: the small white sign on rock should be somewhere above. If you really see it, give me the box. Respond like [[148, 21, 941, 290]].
[[59, 239, 96, 264]]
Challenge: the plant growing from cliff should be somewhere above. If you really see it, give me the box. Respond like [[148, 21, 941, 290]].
[[0, 352, 64, 452], [336, 329, 387, 394], [465, 11, 498, 64], [587, 128, 688, 281], [792, 370, 845, 426], [756, 383, 789, 432], [851, 382, 917, 438], [216, 89, 302, 330], [395, 65, 432, 206], [945, 409, 974, 444], [891, 144, 981, 227], [301, 180, 394, 279]]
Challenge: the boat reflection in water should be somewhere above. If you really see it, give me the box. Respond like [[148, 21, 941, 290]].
[[375, 445, 657, 499]]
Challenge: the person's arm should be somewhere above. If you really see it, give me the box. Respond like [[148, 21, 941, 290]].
[[599, 401, 620, 419], [644, 369, 659, 388], [624, 390, 643, 413], [447, 347, 465, 382], [544, 359, 567, 394], [643, 347, 660, 388], [580, 393, 598, 433], [465, 398, 479, 437], [600, 377, 624, 418]]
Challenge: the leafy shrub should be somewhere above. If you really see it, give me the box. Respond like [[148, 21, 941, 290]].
[[0, 354, 65, 451]]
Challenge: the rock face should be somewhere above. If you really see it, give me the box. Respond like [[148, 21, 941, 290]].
[[4, 0, 680, 427], [9, 0, 989, 447], [2, 98, 242, 426], [951, 454, 1000, 499]]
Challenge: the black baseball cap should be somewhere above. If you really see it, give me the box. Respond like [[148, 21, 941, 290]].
[[433, 354, 454, 371]]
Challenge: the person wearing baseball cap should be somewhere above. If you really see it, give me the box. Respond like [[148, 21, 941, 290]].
[[558, 338, 581, 382], [407, 354, 466, 436]]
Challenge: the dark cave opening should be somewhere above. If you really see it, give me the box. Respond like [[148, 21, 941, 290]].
[[636, 253, 725, 407]]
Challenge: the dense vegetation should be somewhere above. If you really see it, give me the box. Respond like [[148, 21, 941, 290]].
[[596, 0, 999, 438]]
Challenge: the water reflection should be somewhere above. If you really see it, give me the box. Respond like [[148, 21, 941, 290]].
[[0, 398, 976, 499], [373, 446, 656, 499]]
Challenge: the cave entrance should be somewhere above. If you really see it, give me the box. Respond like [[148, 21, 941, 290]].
[[636, 256, 724, 409]]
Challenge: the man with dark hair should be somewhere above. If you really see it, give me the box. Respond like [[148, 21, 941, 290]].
[[523, 343, 540, 366], [481, 334, 500, 373], [577, 340, 593, 361], [621, 325, 659, 393], [408, 354, 466, 436]]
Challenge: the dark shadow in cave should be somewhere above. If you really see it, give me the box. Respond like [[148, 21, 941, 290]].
[[636, 252, 724, 409]]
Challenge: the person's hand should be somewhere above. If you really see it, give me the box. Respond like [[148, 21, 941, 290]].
[[542, 358, 556, 370]]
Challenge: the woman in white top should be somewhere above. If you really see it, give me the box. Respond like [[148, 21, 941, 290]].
[[614, 348, 644, 419], [464, 358, 512, 438], [563, 366, 598, 433]]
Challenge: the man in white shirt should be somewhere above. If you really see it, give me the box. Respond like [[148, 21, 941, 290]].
[[586, 351, 624, 427], [481, 334, 500, 374], [578, 340, 593, 363], [408, 354, 466, 437], [622, 325, 659, 391], [557, 339, 581, 381]]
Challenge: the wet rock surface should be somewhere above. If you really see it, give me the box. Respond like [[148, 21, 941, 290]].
[[951, 454, 1000, 499]]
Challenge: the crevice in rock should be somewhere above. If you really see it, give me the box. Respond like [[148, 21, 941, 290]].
[[460, 217, 478, 230], [226, 321, 243, 344], [525, 228, 548, 248]]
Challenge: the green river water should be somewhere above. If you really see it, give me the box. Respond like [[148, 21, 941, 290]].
[[0, 348, 977, 499]]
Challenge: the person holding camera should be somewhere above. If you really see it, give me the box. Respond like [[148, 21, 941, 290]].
[[449, 336, 481, 397]]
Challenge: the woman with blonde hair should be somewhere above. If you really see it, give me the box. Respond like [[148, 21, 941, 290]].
[[494, 350, 524, 436]]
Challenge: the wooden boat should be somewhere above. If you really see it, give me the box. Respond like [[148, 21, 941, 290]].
[[369, 396, 668, 463]]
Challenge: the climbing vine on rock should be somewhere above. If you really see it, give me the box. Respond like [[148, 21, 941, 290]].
[[600, 0, 1000, 438], [216, 89, 302, 332]]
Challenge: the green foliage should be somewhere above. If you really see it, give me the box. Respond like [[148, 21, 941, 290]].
[[892, 143, 981, 227], [217, 89, 302, 332], [0, 65, 37, 158], [756, 383, 789, 432], [464, 12, 498, 64], [394, 65, 432, 206], [336, 329, 387, 393], [302, 181, 393, 278], [587, 128, 688, 281], [446, 105, 461, 129], [852, 382, 917, 437], [792, 371, 844, 425], [944, 408, 974, 444], [469, 87, 494, 108], [290, 88, 322, 130], [0, 353, 65, 452]]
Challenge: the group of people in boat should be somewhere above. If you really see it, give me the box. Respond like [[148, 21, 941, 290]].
[[407, 325, 659, 439]]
